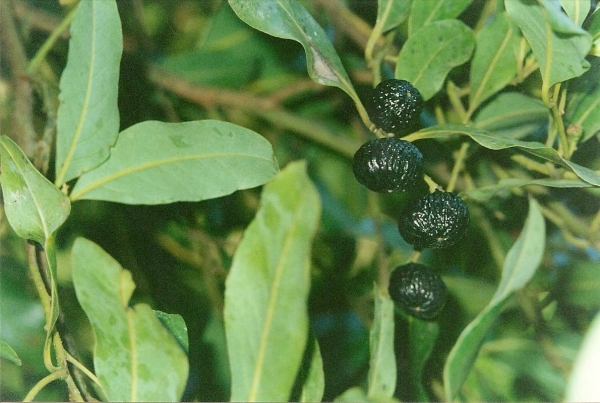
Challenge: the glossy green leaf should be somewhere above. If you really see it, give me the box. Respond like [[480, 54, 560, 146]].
[[566, 312, 600, 401], [469, 13, 520, 112], [55, 0, 122, 186], [560, 0, 590, 26], [404, 124, 600, 187], [408, 0, 472, 36], [0, 136, 71, 245], [505, 0, 591, 88], [223, 161, 321, 402], [0, 340, 21, 366], [154, 310, 189, 354], [408, 317, 439, 401], [566, 58, 600, 143], [443, 197, 545, 400], [0, 137, 65, 346], [228, 0, 361, 106], [375, 0, 412, 33], [72, 238, 189, 402], [367, 287, 396, 399], [300, 338, 325, 403], [474, 92, 548, 139], [462, 178, 591, 201], [396, 20, 475, 101], [70, 120, 278, 204]]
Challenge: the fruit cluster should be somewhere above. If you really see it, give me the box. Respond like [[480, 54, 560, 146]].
[[354, 79, 471, 320]]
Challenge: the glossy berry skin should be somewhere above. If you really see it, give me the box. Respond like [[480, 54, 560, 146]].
[[388, 263, 447, 320], [398, 190, 470, 250], [368, 79, 424, 135], [352, 137, 423, 193]]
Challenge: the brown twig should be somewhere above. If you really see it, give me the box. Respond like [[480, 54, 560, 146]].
[[0, 0, 37, 159]]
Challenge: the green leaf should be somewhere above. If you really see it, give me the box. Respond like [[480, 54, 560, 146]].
[[505, 0, 591, 89], [566, 57, 600, 143], [70, 120, 278, 204], [566, 311, 600, 401], [300, 338, 325, 403], [335, 387, 369, 402], [462, 178, 592, 201], [71, 238, 189, 402], [443, 275, 495, 319], [560, 0, 590, 26], [408, 317, 439, 401], [408, 0, 473, 36], [228, 0, 361, 106], [375, 0, 412, 33], [0, 138, 66, 350], [367, 287, 396, 400], [563, 261, 600, 309], [587, 7, 600, 56], [396, 20, 475, 101], [0, 340, 22, 366], [154, 310, 189, 354], [0, 136, 71, 244], [469, 13, 521, 112], [443, 197, 545, 400], [223, 161, 321, 402], [474, 92, 548, 140], [404, 124, 600, 187], [55, 0, 122, 186]]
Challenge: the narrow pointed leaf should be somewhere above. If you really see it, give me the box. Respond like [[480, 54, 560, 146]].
[[55, 0, 122, 186], [566, 58, 600, 143], [396, 20, 475, 101], [408, 0, 472, 36], [367, 287, 396, 399], [408, 318, 439, 401], [404, 124, 600, 187], [72, 238, 189, 402], [444, 198, 545, 400], [0, 340, 22, 366], [506, 0, 591, 88], [224, 161, 321, 402], [469, 13, 520, 112], [228, 0, 360, 104], [300, 338, 325, 402], [70, 120, 278, 204], [462, 178, 591, 201], [367, 287, 396, 398]]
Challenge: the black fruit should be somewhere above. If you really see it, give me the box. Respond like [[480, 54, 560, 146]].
[[367, 79, 424, 135], [352, 137, 423, 193], [388, 263, 447, 320], [397, 190, 470, 250]]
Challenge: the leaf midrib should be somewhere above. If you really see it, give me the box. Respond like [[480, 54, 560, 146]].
[[247, 191, 306, 401], [70, 152, 274, 200]]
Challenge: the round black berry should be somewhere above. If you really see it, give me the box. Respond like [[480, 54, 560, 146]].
[[368, 79, 424, 135], [388, 263, 447, 320], [352, 137, 423, 193], [397, 190, 470, 250]]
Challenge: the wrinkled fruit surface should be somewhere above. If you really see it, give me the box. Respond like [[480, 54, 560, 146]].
[[398, 190, 470, 250], [352, 137, 423, 193], [388, 263, 447, 320], [367, 79, 424, 135]]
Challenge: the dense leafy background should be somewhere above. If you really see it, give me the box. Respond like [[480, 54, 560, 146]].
[[1, 0, 599, 402]]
